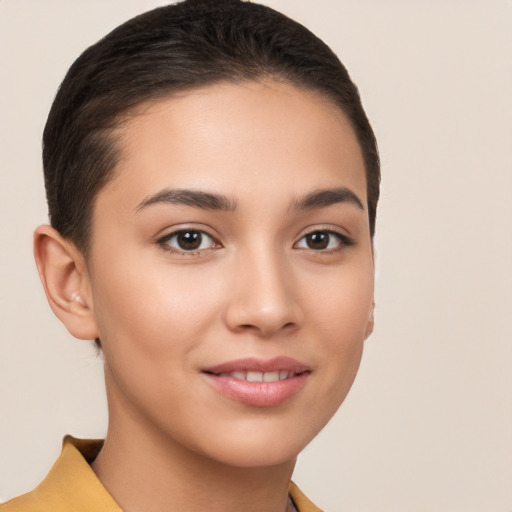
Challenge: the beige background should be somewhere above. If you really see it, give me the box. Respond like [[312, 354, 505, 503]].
[[1, 1, 511, 510]]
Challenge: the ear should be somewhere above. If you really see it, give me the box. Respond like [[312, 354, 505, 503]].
[[364, 300, 375, 340], [34, 225, 99, 340]]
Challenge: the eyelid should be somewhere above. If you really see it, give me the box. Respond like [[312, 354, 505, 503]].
[[296, 224, 352, 239], [294, 225, 354, 251], [156, 225, 222, 255]]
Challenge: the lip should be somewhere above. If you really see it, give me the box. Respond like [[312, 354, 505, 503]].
[[204, 356, 310, 375], [202, 357, 311, 407]]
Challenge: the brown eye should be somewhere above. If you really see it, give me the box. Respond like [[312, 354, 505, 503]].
[[176, 231, 202, 250], [161, 229, 216, 252], [305, 232, 330, 250], [295, 230, 351, 251]]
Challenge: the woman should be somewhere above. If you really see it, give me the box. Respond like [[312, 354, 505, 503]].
[[1, 0, 379, 510]]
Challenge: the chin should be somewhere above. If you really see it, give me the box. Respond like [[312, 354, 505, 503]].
[[205, 442, 300, 469], [191, 418, 321, 469]]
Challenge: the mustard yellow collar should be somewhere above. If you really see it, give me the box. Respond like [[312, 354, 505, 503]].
[[1, 436, 322, 512]]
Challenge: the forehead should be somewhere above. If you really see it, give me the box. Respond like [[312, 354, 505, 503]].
[[98, 80, 367, 211]]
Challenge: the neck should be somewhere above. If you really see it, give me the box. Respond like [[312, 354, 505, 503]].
[[92, 383, 296, 512]]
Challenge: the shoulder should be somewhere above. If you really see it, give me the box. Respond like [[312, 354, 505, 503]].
[[0, 437, 120, 512], [0, 490, 50, 512]]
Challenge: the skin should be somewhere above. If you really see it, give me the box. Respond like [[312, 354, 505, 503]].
[[34, 80, 375, 512]]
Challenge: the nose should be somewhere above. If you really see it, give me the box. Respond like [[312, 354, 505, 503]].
[[224, 249, 303, 337]]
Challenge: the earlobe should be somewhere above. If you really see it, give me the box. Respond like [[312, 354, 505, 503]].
[[33, 225, 99, 340], [364, 301, 375, 340]]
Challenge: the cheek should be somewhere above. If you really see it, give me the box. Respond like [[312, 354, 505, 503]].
[[88, 256, 225, 424], [307, 257, 374, 339], [90, 253, 226, 361], [304, 258, 374, 396]]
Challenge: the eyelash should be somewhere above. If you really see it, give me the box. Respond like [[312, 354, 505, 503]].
[[157, 229, 220, 256], [156, 227, 354, 256], [294, 228, 354, 253]]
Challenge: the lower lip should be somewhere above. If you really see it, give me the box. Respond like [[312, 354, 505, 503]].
[[203, 372, 309, 407]]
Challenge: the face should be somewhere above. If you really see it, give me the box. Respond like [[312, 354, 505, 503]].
[[86, 81, 374, 468]]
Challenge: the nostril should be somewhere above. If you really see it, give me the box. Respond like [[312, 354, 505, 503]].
[[224, 289, 303, 336]]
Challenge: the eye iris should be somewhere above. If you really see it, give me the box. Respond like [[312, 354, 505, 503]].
[[177, 231, 202, 250], [306, 232, 329, 250]]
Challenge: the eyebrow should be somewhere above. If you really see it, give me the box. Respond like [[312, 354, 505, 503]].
[[135, 188, 238, 212], [290, 187, 364, 211], [135, 186, 363, 214]]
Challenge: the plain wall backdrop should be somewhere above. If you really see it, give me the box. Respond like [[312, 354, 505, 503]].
[[1, 1, 511, 510]]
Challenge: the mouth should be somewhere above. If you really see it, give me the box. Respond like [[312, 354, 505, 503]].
[[206, 370, 301, 382], [202, 357, 311, 407]]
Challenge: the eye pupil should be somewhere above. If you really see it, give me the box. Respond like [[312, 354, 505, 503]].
[[306, 232, 329, 250], [177, 231, 202, 250]]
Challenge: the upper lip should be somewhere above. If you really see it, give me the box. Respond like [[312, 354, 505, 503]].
[[203, 356, 310, 375]]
